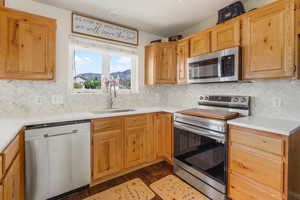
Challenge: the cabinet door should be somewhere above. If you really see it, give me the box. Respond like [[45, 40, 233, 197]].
[[211, 20, 240, 51], [155, 113, 173, 163], [190, 31, 210, 57], [0, 0, 4, 7], [144, 45, 156, 85], [0, 8, 56, 80], [0, 184, 3, 200], [177, 40, 189, 84], [242, 1, 295, 80], [156, 43, 177, 84], [3, 154, 21, 200], [92, 130, 123, 180], [125, 126, 145, 168]]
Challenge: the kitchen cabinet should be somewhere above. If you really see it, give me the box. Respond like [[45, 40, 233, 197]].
[[190, 30, 211, 57], [242, 0, 296, 80], [228, 125, 300, 200], [0, 0, 4, 7], [0, 184, 3, 200], [0, 129, 24, 200], [177, 39, 189, 84], [124, 114, 154, 168], [92, 117, 124, 181], [91, 114, 157, 185], [0, 7, 56, 80], [3, 154, 21, 200], [211, 20, 240, 52], [154, 112, 173, 163], [145, 42, 177, 85]]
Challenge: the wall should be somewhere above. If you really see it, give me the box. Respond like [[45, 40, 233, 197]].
[[0, 0, 163, 117], [167, 0, 300, 121]]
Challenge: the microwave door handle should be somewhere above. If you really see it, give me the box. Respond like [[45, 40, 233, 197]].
[[218, 56, 222, 78], [174, 122, 225, 142]]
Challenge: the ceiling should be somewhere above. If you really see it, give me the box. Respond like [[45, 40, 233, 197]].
[[35, 0, 238, 37]]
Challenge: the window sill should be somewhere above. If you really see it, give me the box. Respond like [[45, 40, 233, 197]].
[[71, 89, 139, 95]]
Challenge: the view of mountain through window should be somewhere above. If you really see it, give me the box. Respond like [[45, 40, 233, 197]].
[[109, 55, 132, 89], [73, 49, 102, 90], [73, 49, 133, 91]]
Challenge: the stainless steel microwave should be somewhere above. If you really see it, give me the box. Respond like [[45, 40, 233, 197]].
[[188, 46, 241, 84]]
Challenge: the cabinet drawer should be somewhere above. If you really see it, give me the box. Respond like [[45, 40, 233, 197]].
[[93, 118, 123, 133], [230, 143, 284, 192], [125, 115, 148, 128], [229, 172, 282, 200], [3, 134, 20, 171], [230, 126, 284, 156]]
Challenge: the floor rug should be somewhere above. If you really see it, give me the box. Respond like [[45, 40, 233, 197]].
[[85, 178, 155, 200], [150, 175, 209, 200]]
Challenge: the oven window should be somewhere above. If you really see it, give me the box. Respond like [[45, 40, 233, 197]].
[[189, 58, 218, 79], [174, 126, 225, 184]]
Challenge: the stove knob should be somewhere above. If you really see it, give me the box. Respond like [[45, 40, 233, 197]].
[[233, 97, 239, 103], [199, 96, 204, 100], [241, 97, 247, 103], [205, 96, 209, 100]]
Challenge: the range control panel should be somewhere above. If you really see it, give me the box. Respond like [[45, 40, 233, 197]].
[[199, 95, 250, 109]]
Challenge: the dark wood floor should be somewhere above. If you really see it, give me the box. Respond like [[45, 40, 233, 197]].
[[56, 161, 173, 200]]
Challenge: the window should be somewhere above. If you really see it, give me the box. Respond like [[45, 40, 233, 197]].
[[73, 49, 102, 90], [109, 55, 132, 89], [71, 39, 138, 93]]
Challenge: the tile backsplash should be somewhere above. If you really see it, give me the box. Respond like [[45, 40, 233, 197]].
[[161, 80, 300, 121]]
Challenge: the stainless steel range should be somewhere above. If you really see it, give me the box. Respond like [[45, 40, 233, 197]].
[[173, 95, 250, 200]]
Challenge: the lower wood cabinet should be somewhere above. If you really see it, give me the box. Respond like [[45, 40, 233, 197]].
[[0, 184, 3, 200], [91, 113, 168, 185], [3, 154, 22, 200], [154, 112, 173, 163], [0, 129, 24, 200], [124, 114, 154, 168], [92, 129, 124, 180], [228, 125, 300, 200]]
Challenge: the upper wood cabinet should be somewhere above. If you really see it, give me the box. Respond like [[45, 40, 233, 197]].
[[190, 31, 211, 57], [177, 39, 189, 84], [211, 20, 241, 52], [145, 42, 177, 85], [0, 7, 56, 80], [0, 0, 4, 7], [242, 0, 295, 80], [92, 118, 124, 181]]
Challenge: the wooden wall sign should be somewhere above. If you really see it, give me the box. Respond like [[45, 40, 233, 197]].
[[72, 13, 139, 46]]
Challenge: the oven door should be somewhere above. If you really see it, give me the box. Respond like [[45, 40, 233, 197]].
[[173, 122, 227, 188]]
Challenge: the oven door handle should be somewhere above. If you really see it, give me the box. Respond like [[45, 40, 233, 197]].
[[174, 122, 225, 143]]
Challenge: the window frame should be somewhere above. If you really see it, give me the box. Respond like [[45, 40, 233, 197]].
[[69, 41, 139, 95]]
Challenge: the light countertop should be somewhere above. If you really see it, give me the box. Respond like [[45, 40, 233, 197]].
[[228, 116, 300, 136], [0, 107, 187, 152]]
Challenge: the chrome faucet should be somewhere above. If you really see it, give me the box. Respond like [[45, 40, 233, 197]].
[[105, 78, 118, 109]]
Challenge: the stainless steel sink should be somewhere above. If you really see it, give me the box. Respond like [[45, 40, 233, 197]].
[[92, 109, 136, 114]]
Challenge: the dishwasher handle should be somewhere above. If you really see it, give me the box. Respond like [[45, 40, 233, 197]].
[[44, 130, 78, 138]]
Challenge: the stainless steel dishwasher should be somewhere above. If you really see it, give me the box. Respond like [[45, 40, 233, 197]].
[[25, 120, 91, 200]]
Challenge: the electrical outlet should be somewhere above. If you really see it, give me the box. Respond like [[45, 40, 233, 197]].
[[34, 96, 44, 105], [272, 97, 283, 108], [51, 95, 64, 105]]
